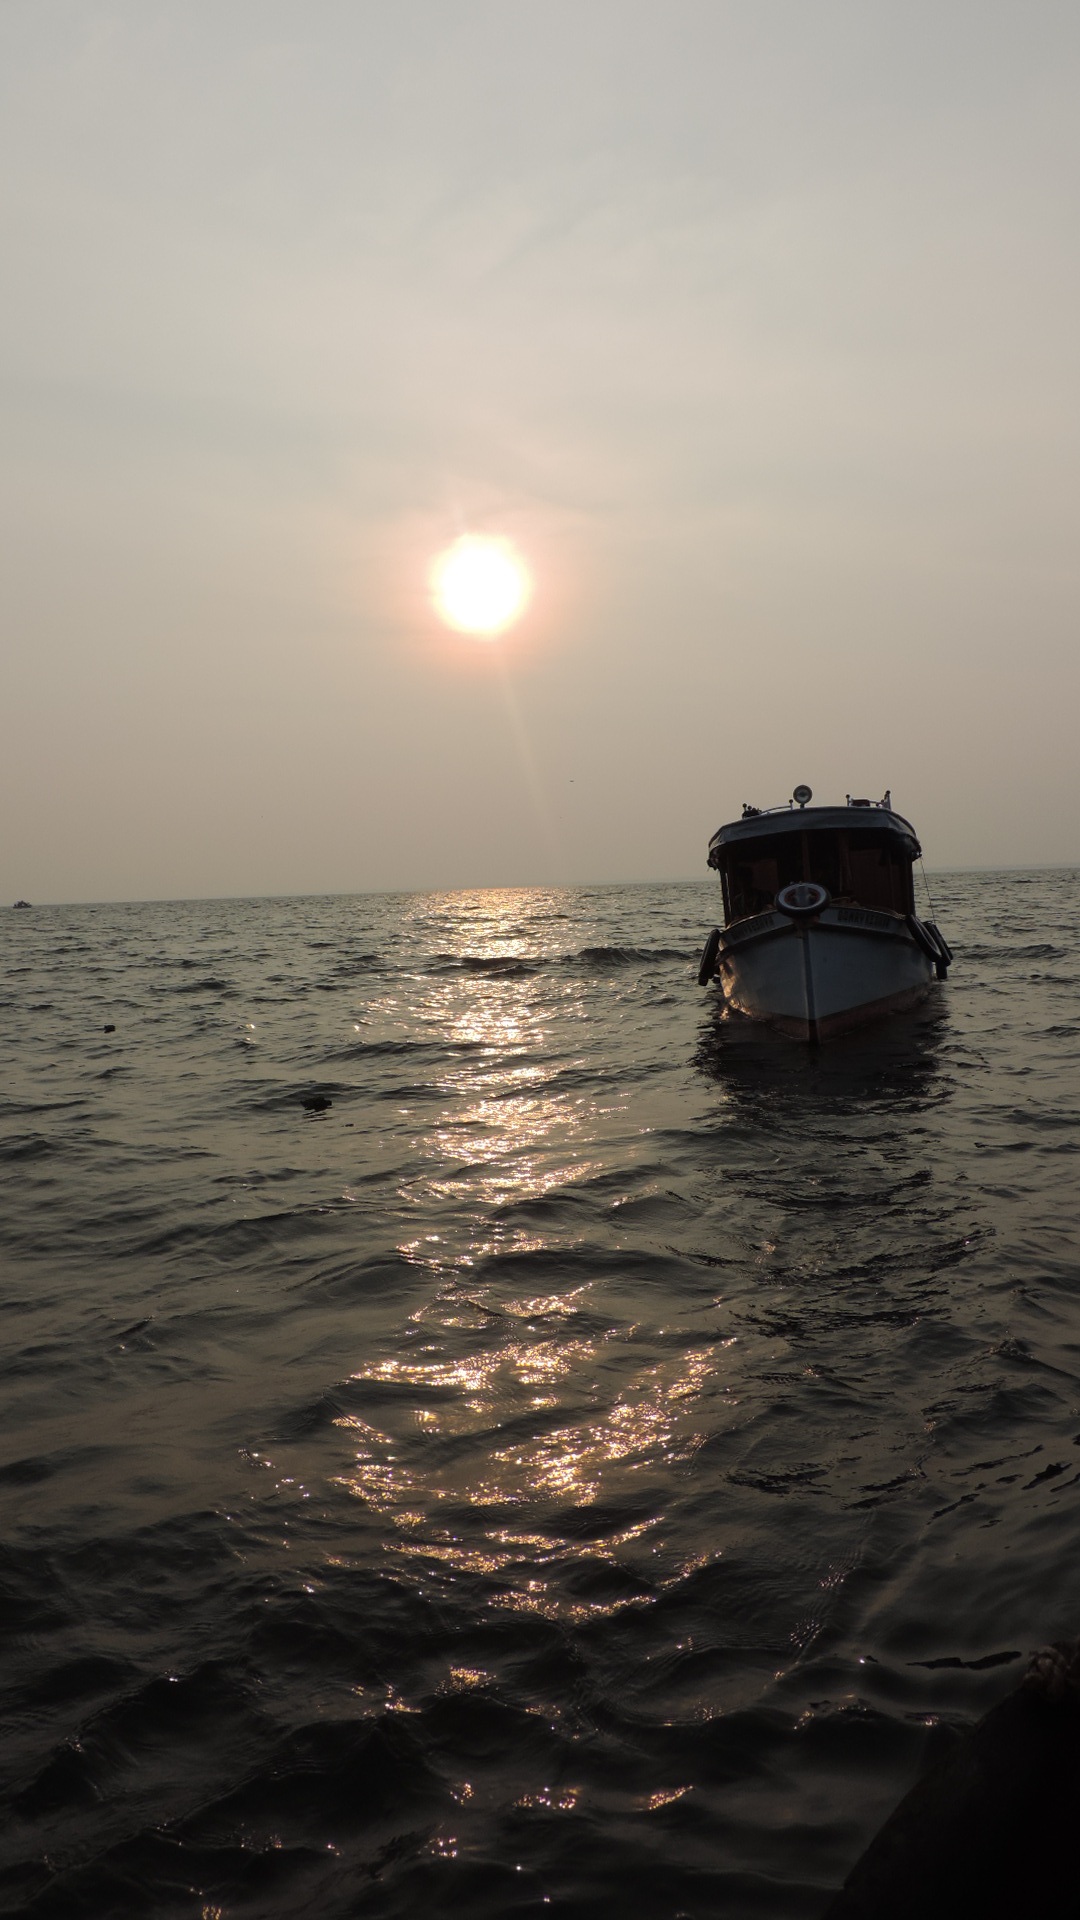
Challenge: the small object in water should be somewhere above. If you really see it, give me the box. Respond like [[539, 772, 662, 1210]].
[[13, 900, 31, 910], [823, 1639, 1080, 1917], [103, 1024, 115, 1033], [301, 1094, 332, 1112]]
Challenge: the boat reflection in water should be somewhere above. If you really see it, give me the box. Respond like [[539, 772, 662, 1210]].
[[695, 971, 950, 1113], [697, 786, 954, 1042]]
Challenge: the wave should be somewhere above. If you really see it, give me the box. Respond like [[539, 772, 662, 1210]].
[[574, 944, 691, 967], [962, 943, 1065, 962], [420, 945, 692, 978], [325, 1037, 487, 1065], [0, 1133, 60, 1163], [427, 953, 542, 977]]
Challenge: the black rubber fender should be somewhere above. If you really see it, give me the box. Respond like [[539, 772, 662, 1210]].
[[907, 914, 947, 971], [697, 927, 722, 986], [926, 920, 953, 965]]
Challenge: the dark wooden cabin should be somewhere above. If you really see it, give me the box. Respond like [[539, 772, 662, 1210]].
[[707, 803, 920, 926]]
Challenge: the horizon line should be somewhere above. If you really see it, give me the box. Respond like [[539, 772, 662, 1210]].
[[5, 864, 1079, 911]]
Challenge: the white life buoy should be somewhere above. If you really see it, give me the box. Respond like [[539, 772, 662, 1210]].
[[775, 882, 829, 919]]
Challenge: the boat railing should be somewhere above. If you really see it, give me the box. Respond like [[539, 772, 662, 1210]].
[[739, 797, 895, 820]]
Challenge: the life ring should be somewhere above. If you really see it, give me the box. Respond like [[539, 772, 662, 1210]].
[[697, 926, 722, 986], [775, 882, 829, 919]]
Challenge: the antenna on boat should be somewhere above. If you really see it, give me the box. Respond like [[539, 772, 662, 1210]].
[[792, 785, 812, 809]]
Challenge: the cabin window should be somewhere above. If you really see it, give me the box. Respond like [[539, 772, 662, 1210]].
[[845, 842, 913, 913], [724, 835, 804, 918], [721, 827, 914, 920]]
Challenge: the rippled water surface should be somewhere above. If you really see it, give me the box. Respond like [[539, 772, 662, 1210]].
[[3, 873, 1080, 1918]]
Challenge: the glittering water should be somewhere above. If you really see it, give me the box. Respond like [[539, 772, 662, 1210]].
[[2, 873, 1079, 1918]]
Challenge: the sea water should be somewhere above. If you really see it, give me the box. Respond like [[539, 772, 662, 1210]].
[[2, 873, 1079, 1917]]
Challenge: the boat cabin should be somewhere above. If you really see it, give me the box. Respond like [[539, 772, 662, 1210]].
[[708, 797, 920, 925]]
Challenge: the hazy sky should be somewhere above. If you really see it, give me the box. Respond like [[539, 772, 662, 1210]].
[[2, 0, 1079, 901]]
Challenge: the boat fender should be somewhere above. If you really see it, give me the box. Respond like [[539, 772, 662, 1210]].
[[775, 882, 830, 919], [697, 927, 722, 986], [926, 921, 953, 966], [907, 914, 947, 972]]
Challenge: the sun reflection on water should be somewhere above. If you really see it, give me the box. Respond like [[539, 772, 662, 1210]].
[[322, 886, 725, 1620], [332, 1337, 717, 1616]]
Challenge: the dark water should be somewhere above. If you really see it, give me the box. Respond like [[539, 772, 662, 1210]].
[[2, 873, 1079, 1918]]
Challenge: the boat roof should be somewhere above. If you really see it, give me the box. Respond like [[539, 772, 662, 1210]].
[[709, 801, 921, 859]]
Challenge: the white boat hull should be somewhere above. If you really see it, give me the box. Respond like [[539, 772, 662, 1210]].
[[714, 906, 935, 1041]]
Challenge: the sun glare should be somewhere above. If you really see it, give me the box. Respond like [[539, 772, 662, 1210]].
[[432, 536, 530, 637]]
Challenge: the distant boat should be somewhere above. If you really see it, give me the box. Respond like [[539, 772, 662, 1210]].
[[12, 900, 31, 910], [697, 786, 952, 1042]]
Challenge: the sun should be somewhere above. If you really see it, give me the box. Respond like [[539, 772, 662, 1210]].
[[431, 535, 530, 637]]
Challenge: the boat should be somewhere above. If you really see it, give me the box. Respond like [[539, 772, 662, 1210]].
[[697, 786, 952, 1042], [12, 900, 31, 910]]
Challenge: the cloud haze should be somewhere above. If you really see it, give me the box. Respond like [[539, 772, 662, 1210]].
[[2, 0, 1078, 900]]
